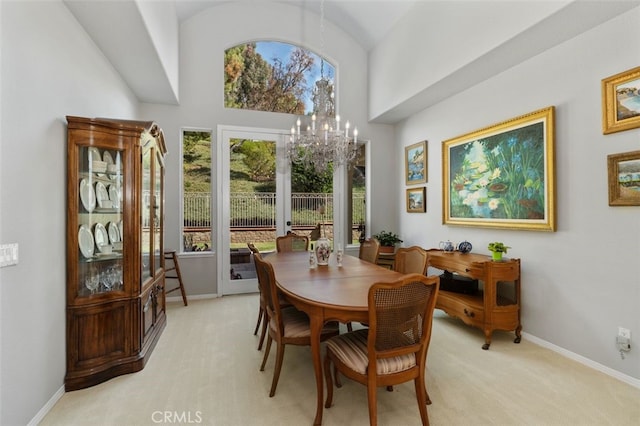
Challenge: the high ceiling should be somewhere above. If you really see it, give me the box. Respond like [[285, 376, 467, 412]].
[[174, 0, 418, 51]]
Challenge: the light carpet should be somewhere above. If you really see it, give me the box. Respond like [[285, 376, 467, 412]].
[[40, 295, 640, 425]]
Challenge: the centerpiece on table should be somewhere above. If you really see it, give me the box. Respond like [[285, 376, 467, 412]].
[[314, 205, 331, 266]]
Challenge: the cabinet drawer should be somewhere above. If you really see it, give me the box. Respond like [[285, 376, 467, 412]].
[[436, 290, 485, 326]]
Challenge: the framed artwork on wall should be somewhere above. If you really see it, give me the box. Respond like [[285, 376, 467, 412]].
[[602, 66, 640, 134], [608, 150, 640, 206], [442, 106, 556, 231], [405, 141, 427, 185], [406, 187, 426, 213]]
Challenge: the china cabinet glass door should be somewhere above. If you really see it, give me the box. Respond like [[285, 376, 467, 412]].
[[77, 145, 125, 296], [141, 143, 152, 283]]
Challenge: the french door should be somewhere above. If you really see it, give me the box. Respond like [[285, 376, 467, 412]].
[[217, 127, 290, 295]]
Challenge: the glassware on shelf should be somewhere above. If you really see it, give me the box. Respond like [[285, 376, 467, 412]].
[[85, 271, 99, 294]]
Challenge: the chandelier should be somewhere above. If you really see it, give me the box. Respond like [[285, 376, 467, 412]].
[[286, 0, 359, 174]]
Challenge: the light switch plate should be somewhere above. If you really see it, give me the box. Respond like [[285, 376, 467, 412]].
[[0, 243, 19, 267]]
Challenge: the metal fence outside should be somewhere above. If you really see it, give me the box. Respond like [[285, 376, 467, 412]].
[[183, 192, 365, 229]]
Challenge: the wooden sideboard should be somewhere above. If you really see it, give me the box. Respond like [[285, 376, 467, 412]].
[[426, 249, 521, 350]]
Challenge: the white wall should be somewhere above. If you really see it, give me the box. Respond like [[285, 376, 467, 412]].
[[0, 1, 139, 424], [141, 2, 396, 296], [394, 7, 640, 380], [369, 0, 569, 120]]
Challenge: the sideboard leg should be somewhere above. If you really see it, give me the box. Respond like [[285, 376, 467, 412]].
[[482, 329, 493, 350], [514, 325, 522, 344]]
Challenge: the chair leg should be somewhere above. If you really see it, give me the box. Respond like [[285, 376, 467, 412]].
[[260, 335, 272, 371], [367, 378, 378, 426], [334, 363, 342, 388], [414, 377, 430, 425], [254, 306, 263, 335], [324, 353, 334, 408], [269, 342, 286, 397], [257, 312, 268, 350]]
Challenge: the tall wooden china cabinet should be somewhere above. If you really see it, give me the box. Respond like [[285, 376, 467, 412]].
[[65, 116, 166, 390]]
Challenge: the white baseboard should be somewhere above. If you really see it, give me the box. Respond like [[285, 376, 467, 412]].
[[28, 385, 64, 426], [522, 332, 640, 389], [166, 293, 218, 303]]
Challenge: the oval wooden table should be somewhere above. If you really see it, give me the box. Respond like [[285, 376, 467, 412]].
[[266, 251, 404, 425]]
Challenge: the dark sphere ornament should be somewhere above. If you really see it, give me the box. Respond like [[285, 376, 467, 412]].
[[457, 241, 472, 253]]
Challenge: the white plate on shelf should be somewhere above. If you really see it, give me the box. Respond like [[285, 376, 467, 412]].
[[88, 147, 101, 162], [108, 184, 120, 209], [94, 222, 109, 251], [79, 178, 96, 212], [78, 224, 95, 258], [103, 150, 114, 166], [95, 182, 110, 208], [107, 221, 120, 243], [118, 220, 123, 239]]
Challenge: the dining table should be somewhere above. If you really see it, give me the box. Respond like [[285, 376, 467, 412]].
[[265, 251, 405, 425]]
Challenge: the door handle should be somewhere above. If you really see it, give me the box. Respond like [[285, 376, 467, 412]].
[[286, 221, 291, 226]]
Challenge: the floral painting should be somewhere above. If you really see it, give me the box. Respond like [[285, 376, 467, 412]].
[[602, 66, 640, 134], [443, 107, 556, 231]]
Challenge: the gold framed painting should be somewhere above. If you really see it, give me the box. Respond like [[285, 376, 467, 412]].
[[442, 106, 556, 231], [602, 66, 640, 134], [406, 187, 426, 213], [608, 150, 640, 206], [405, 141, 427, 185]]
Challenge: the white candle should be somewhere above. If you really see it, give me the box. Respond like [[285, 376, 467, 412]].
[[336, 115, 341, 131], [345, 121, 350, 138], [353, 128, 358, 144], [296, 118, 301, 135]]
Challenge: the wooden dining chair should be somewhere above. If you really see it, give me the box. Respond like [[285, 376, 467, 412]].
[[394, 246, 429, 275], [323, 273, 440, 426], [359, 238, 381, 264], [276, 233, 310, 252], [248, 243, 269, 350], [254, 254, 339, 397]]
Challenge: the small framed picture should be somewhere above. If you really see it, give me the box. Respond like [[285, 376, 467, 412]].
[[406, 187, 426, 213], [405, 141, 427, 185], [602, 66, 640, 134], [607, 150, 640, 206]]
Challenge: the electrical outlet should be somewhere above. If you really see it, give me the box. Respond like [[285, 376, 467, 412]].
[[617, 336, 631, 351], [618, 327, 631, 340]]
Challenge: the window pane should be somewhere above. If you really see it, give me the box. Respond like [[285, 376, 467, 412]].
[[229, 138, 277, 253], [349, 144, 367, 246], [182, 130, 212, 252], [224, 41, 335, 116]]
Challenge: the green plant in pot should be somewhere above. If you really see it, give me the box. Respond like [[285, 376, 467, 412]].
[[373, 230, 403, 253], [487, 242, 510, 261]]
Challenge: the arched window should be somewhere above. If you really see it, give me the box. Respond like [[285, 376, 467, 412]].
[[224, 41, 336, 116]]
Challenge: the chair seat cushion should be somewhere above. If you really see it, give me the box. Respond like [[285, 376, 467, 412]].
[[271, 307, 337, 338], [326, 329, 416, 375]]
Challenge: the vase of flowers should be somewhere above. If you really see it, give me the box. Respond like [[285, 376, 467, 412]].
[[315, 237, 331, 266], [487, 242, 510, 261]]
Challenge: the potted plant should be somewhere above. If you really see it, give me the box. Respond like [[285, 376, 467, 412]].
[[487, 241, 510, 261], [373, 230, 403, 253]]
